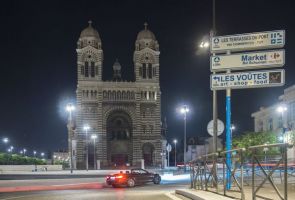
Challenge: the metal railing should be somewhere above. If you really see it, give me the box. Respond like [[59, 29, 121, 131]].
[[190, 143, 293, 200]]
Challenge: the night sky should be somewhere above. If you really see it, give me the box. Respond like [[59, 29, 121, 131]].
[[0, 0, 294, 155]]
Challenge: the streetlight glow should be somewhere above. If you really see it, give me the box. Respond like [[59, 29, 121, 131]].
[[2, 137, 9, 143], [83, 124, 90, 131], [173, 139, 177, 144], [66, 103, 75, 112], [91, 134, 97, 140], [277, 105, 287, 113], [199, 41, 209, 48], [41, 152, 45, 157]]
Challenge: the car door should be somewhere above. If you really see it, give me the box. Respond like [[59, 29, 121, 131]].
[[138, 169, 151, 183]]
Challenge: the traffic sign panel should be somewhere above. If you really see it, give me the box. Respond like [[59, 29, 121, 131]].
[[211, 30, 285, 53], [211, 49, 285, 71], [211, 69, 285, 90]]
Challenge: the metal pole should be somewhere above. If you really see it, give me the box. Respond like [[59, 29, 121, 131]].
[[175, 143, 177, 167], [69, 110, 73, 174], [284, 144, 288, 200], [93, 137, 96, 170], [226, 68, 232, 189], [184, 111, 187, 168], [86, 129, 88, 171], [167, 147, 170, 167]]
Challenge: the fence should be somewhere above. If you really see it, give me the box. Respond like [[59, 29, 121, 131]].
[[190, 143, 293, 200]]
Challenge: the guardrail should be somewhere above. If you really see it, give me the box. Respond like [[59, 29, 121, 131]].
[[189, 143, 293, 200]]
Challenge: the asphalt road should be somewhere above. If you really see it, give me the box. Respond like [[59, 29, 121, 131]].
[[0, 177, 189, 200]]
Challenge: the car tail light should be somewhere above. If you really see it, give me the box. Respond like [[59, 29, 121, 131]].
[[106, 176, 110, 180], [115, 175, 123, 179]]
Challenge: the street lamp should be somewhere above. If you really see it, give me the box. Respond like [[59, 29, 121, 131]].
[[83, 124, 90, 171], [41, 152, 45, 157], [66, 103, 75, 174], [91, 134, 97, 170], [23, 148, 27, 156], [173, 139, 177, 167], [33, 151, 37, 157], [2, 137, 9, 144], [179, 105, 189, 167], [277, 105, 287, 142]]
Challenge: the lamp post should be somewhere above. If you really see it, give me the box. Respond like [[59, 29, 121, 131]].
[[173, 139, 177, 167], [91, 134, 97, 170], [33, 151, 37, 157], [277, 105, 287, 143], [23, 148, 27, 156], [180, 105, 189, 168], [66, 103, 75, 173], [9, 146, 14, 153], [83, 124, 90, 171]]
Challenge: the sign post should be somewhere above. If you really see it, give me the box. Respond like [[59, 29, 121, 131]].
[[210, 30, 286, 190]]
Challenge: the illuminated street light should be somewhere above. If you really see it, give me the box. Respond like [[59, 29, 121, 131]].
[[41, 152, 45, 157], [173, 139, 177, 167], [23, 148, 27, 156], [199, 41, 209, 48], [2, 137, 9, 144], [179, 105, 189, 168], [33, 151, 37, 157], [83, 124, 90, 171], [66, 103, 75, 174], [277, 105, 288, 138], [91, 134, 98, 170]]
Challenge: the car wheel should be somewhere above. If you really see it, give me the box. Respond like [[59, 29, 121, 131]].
[[127, 178, 135, 187], [153, 175, 161, 184]]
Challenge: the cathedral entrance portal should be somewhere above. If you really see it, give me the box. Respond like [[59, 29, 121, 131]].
[[107, 110, 132, 167]]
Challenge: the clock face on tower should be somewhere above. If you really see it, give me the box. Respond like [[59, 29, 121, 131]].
[[207, 119, 224, 136]]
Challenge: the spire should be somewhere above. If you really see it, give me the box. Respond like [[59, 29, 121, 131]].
[[112, 59, 122, 81], [144, 22, 148, 30], [88, 20, 92, 27]]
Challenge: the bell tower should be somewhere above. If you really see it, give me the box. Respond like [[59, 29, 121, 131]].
[[134, 23, 160, 82], [76, 21, 103, 81]]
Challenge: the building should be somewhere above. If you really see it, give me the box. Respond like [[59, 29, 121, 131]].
[[251, 84, 295, 159], [67, 21, 165, 169], [52, 150, 69, 164]]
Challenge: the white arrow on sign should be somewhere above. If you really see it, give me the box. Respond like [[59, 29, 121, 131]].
[[211, 69, 285, 90], [211, 30, 285, 53], [211, 49, 285, 71]]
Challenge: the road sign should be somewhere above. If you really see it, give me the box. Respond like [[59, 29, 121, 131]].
[[211, 49, 285, 71], [211, 69, 285, 90], [211, 30, 285, 53], [207, 119, 224, 136], [167, 144, 172, 152]]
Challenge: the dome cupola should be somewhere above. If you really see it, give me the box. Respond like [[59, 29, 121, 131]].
[[135, 22, 159, 51]]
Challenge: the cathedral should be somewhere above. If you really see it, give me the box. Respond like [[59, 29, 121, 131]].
[[67, 21, 166, 169]]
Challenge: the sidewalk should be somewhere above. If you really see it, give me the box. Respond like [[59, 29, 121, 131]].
[[174, 184, 295, 200]]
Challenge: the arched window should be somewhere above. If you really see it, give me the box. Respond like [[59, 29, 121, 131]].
[[85, 62, 89, 77], [91, 62, 95, 77], [142, 64, 147, 78], [148, 64, 152, 79]]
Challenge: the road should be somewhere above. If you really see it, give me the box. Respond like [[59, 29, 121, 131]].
[[0, 177, 189, 200]]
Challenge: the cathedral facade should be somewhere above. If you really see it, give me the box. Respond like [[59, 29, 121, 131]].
[[68, 22, 165, 169]]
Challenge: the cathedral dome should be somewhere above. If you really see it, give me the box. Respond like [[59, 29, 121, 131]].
[[80, 21, 100, 39], [136, 22, 156, 40]]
